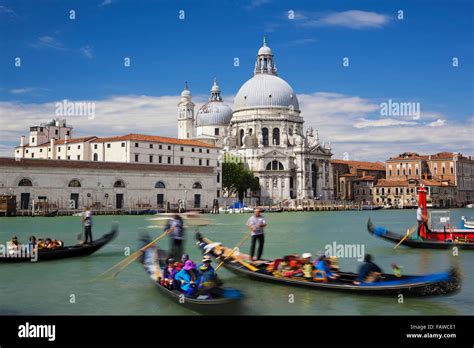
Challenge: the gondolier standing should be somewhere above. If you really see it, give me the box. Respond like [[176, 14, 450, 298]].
[[82, 207, 93, 244], [416, 201, 430, 239], [169, 214, 185, 260], [247, 208, 267, 261]]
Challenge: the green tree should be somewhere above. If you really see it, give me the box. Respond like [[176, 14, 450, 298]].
[[222, 162, 260, 202]]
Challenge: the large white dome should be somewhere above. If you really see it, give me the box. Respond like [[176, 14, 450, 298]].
[[233, 74, 299, 111]]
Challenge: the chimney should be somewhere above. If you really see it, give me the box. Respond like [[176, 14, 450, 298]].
[[20, 136, 25, 147], [64, 134, 69, 144]]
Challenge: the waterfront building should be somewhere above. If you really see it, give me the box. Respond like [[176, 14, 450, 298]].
[[331, 160, 386, 201], [0, 158, 218, 212], [386, 152, 473, 206], [178, 37, 334, 202]]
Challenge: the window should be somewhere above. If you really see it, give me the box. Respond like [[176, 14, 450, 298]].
[[199, 159, 202, 166], [217, 173, 220, 183], [167, 156, 171, 164], [159, 156, 162, 163], [207, 149, 210, 154], [272, 128, 280, 145], [397, 169, 400, 175], [180, 147, 184, 151], [57, 156, 61, 159], [68, 146, 71, 150], [442, 166, 446, 174], [48, 148, 51, 152], [93, 153, 98, 161], [217, 190, 220, 198], [262, 128, 269, 146], [266, 160, 284, 171], [26, 150, 29, 154], [389, 169, 392, 176], [68, 179, 81, 187], [40, 149, 43, 153], [214, 128, 219, 136], [450, 166, 454, 174], [408, 169, 412, 175], [192, 182, 202, 189], [180, 158, 184, 165], [121, 143, 125, 147], [155, 181, 166, 189], [66, 131, 70, 136], [32, 137, 35, 143], [415, 168, 419, 175], [77, 145, 81, 149], [107, 144, 111, 148], [135, 154, 139, 162], [114, 180, 126, 188], [206, 159, 210, 166], [149, 155, 153, 163], [55, 129, 59, 135], [199, 148, 202, 153], [168, 146, 171, 150], [192, 148, 195, 152], [159, 145, 162, 150], [94, 144, 98, 149], [135, 143, 139, 148], [149, 144, 153, 149], [19, 178, 33, 186], [77, 155, 80, 160], [67, 156, 70, 160], [239, 129, 244, 146]]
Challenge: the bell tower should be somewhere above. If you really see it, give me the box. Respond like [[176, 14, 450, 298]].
[[177, 82, 195, 139]]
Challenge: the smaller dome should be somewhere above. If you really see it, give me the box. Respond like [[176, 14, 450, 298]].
[[258, 45, 272, 55], [180, 82, 192, 98], [196, 102, 232, 126]]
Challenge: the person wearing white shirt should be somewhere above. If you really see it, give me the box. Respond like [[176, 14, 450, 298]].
[[246, 208, 267, 261]]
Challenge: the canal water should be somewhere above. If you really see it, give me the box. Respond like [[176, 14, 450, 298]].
[[0, 209, 472, 315]]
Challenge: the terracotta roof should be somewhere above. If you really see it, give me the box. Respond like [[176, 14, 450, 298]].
[[374, 179, 409, 187], [388, 152, 429, 161], [420, 179, 455, 187], [356, 175, 375, 181], [340, 173, 357, 177], [0, 157, 214, 174], [331, 160, 385, 171], [91, 134, 216, 148], [17, 136, 97, 148], [55, 136, 97, 145]]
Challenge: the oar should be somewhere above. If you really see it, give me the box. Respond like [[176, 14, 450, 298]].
[[215, 232, 252, 271], [394, 223, 417, 249], [96, 228, 172, 280]]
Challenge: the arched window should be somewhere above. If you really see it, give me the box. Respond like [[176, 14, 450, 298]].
[[239, 129, 244, 146], [192, 182, 202, 189], [266, 161, 284, 171], [68, 179, 81, 187], [18, 178, 32, 186], [93, 153, 98, 161], [262, 128, 269, 146], [113, 180, 126, 188], [155, 181, 166, 189], [273, 128, 280, 145]]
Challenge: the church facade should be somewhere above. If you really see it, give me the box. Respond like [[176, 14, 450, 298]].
[[178, 38, 334, 201]]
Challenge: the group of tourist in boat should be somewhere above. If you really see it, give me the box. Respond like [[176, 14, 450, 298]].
[[160, 253, 222, 296], [7, 235, 64, 254]]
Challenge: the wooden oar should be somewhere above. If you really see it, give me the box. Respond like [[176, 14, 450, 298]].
[[96, 228, 171, 280], [394, 223, 418, 249], [215, 232, 252, 271]]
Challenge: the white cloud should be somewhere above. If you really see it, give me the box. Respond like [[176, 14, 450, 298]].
[[31, 36, 66, 51], [80, 46, 94, 59], [294, 10, 390, 30], [0, 5, 16, 17], [99, 0, 113, 7], [246, 0, 271, 10], [0, 92, 471, 161]]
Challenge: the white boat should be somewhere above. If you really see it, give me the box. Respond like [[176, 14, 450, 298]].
[[466, 204, 473, 208]]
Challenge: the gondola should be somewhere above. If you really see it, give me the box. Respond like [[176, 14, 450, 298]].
[[195, 234, 461, 297], [0, 227, 118, 263], [141, 248, 242, 313], [367, 218, 474, 250]]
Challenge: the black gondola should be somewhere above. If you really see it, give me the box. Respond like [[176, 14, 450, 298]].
[[0, 227, 118, 263], [367, 218, 474, 250], [141, 248, 242, 313], [196, 234, 461, 297]]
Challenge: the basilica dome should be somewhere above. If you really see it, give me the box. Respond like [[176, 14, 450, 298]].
[[233, 38, 299, 112], [233, 74, 299, 111], [196, 79, 232, 126]]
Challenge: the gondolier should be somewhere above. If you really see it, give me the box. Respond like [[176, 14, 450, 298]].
[[246, 208, 267, 261], [168, 214, 185, 260], [82, 207, 93, 244], [416, 201, 430, 239]]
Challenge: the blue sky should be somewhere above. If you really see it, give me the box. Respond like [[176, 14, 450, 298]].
[[0, 0, 473, 160]]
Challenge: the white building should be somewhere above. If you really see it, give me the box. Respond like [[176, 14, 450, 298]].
[[179, 37, 334, 201], [0, 158, 218, 212]]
